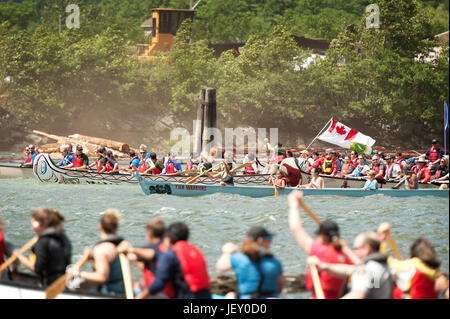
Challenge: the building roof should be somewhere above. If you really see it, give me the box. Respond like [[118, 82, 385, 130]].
[[141, 17, 153, 28], [435, 31, 449, 42]]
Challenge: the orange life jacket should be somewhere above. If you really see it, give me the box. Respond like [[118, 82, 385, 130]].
[[171, 240, 210, 293]]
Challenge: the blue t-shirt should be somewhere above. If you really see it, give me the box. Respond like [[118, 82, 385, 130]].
[[364, 179, 377, 190], [29, 152, 38, 167], [230, 252, 282, 299], [56, 152, 74, 167], [130, 158, 140, 169]]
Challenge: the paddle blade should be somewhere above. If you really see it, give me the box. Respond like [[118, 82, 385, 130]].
[[45, 274, 69, 299]]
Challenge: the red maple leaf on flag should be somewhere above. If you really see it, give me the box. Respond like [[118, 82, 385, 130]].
[[336, 125, 347, 135]]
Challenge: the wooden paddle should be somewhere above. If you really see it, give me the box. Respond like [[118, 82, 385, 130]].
[[294, 194, 326, 298], [45, 254, 90, 299], [270, 175, 279, 197], [310, 264, 325, 299], [168, 169, 199, 176], [119, 253, 134, 299], [185, 167, 214, 184], [296, 197, 322, 226], [385, 233, 403, 260], [0, 236, 38, 275]]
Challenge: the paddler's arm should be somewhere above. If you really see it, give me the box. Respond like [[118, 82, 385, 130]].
[[216, 242, 238, 272], [79, 246, 110, 284], [287, 191, 313, 255], [13, 250, 35, 272], [307, 256, 355, 278]]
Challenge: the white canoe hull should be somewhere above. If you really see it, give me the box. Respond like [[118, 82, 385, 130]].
[[33, 153, 271, 185], [0, 165, 34, 179]]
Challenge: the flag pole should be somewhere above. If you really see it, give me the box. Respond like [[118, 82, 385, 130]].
[[305, 118, 333, 150]]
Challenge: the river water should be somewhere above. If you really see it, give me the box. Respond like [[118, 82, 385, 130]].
[[0, 178, 448, 298]]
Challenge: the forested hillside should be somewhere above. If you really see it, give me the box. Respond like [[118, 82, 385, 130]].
[[0, 0, 449, 150]]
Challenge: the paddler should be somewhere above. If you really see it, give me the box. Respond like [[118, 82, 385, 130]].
[[56, 145, 74, 167], [243, 152, 260, 174], [218, 158, 234, 186], [307, 232, 394, 299], [105, 150, 119, 173], [88, 146, 108, 173], [121, 150, 140, 174], [269, 169, 290, 189], [416, 158, 431, 183], [216, 226, 284, 299], [388, 236, 442, 299], [287, 190, 356, 299], [297, 167, 324, 189], [13, 208, 71, 286], [75, 209, 125, 295], [362, 170, 378, 190], [384, 155, 402, 181], [63, 145, 89, 170], [136, 222, 211, 299], [162, 152, 179, 175], [370, 155, 386, 180], [0, 216, 18, 280], [19, 145, 38, 168], [117, 218, 175, 298], [306, 149, 338, 176]]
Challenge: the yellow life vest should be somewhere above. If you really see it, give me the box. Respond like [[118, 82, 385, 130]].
[[322, 159, 333, 174]]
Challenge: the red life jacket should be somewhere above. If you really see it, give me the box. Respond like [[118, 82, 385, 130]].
[[186, 162, 193, 171], [106, 158, 114, 172], [0, 229, 5, 265], [73, 154, 85, 168], [138, 159, 148, 174], [171, 240, 210, 293], [142, 242, 176, 298], [417, 166, 431, 182], [435, 170, 441, 179], [25, 154, 32, 163], [373, 164, 385, 176], [166, 162, 177, 174], [428, 147, 440, 162], [152, 160, 163, 175], [274, 177, 289, 188], [96, 158, 105, 172], [244, 163, 255, 174], [306, 245, 352, 299]]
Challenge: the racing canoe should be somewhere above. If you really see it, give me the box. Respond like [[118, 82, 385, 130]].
[[32, 153, 271, 185], [134, 173, 448, 198]]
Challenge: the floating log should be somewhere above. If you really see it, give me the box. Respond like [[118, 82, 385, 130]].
[[32, 130, 129, 158], [68, 134, 130, 154], [36, 143, 61, 154], [209, 273, 306, 296]]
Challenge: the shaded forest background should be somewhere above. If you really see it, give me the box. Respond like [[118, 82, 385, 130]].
[[0, 0, 449, 152]]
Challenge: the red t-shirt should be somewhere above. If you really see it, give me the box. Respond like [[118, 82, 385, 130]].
[[306, 240, 353, 299]]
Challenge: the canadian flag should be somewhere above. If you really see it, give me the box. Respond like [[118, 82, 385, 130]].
[[317, 119, 376, 155]]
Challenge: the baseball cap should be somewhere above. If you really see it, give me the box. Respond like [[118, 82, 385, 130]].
[[432, 139, 438, 144], [316, 220, 340, 239], [247, 226, 274, 241], [76, 145, 83, 151]]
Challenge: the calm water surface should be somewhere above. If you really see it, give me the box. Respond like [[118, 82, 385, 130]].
[[0, 178, 448, 298]]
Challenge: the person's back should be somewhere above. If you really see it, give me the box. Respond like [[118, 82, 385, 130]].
[[94, 235, 125, 294], [32, 227, 71, 286], [231, 252, 282, 299], [348, 253, 393, 299]]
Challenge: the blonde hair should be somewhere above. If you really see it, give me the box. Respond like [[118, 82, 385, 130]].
[[100, 209, 120, 234]]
